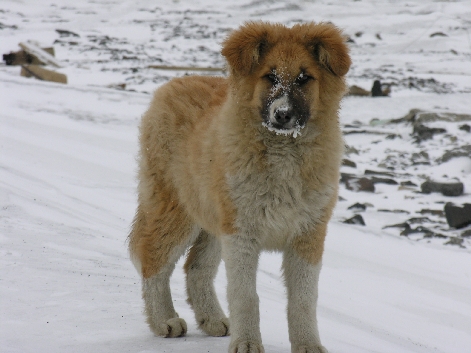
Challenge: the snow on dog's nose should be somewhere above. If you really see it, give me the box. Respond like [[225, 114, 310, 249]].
[[269, 95, 296, 129]]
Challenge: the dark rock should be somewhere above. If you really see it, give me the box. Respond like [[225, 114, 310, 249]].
[[412, 161, 431, 167], [416, 112, 471, 124], [459, 124, 471, 132], [383, 220, 445, 238], [412, 124, 446, 142], [56, 29, 80, 37], [346, 177, 375, 192], [389, 109, 422, 124], [385, 134, 400, 140], [343, 129, 390, 136], [436, 145, 471, 164], [393, 109, 471, 125], [54, 39, 79, 46], [107, 83, 126, 90], [345, 145, 359, 155], [364, 169, 395, 177], [407, 217, 432, 224], [376, 155, 399, 170], [383, 222, 409, 230], [372, 80, 386, 97], [343, 214, 365, 226], [444, 237, 464, 247], [430, 32, 447, 37], [423, 232, 447, 239], [340, 172, 356, 183], [462, 229, 471, 237], [444, 203, 471, 229], [348, 203, 367, 212], [0, 22, 18, 30], [421, 180, 464, 197], [342, 159, 357, 168], [378, 209, 410, 214], [371, 176, 398, 185], [401, 181, 418, 187], [405, 77, 452, 93], [419, 209, 445, 217], [411, 151, 429, 165], [400, 226, 434, 237]]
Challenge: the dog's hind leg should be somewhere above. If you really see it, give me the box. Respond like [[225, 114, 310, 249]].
[[129, 201, 200, 338], [142, 262, 186, 338], [184, 230, 229, 337]]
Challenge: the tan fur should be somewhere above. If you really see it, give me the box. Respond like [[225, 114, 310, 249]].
[[129, 21, 350, 351]]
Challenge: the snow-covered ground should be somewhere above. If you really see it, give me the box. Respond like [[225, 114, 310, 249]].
[[1, 1, 471, 352]]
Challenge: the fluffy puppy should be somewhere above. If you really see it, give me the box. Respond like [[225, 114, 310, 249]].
[[129, 21, 351, 353]]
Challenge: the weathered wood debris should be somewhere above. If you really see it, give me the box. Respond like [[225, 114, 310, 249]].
[[3, 42, 67, 84]]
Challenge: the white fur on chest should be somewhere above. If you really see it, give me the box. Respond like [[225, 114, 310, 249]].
[[227, 142, 334, 250]]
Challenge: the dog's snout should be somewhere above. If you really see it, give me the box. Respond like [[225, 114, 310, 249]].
[[267, 95, 298, 129]]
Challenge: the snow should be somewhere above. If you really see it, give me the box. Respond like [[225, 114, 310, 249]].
[[262, 122, 303, 138], [1, 1, 471, 352]]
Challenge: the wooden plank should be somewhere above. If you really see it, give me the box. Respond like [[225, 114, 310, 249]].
[[19, 42, 63, 68], [148, 64, 225, 72], [21, 65, 67, 84]]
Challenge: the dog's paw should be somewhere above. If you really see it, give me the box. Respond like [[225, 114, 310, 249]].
[[294, 345, 328, 353], [153, 317, 187, 338], [229, 340, 264, 353], [199, 316, 230, 337]]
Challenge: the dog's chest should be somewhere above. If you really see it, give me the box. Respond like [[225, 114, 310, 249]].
[[227, 147, 333, 249]]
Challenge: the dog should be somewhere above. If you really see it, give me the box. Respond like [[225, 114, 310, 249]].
[[128, 21, 351, 353]]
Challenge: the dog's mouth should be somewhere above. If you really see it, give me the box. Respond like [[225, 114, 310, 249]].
[[262, 121, 305, 138]]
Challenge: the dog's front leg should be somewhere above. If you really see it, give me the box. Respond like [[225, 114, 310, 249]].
[[283, 246, 328, 353], [222, 234, 264, 353]]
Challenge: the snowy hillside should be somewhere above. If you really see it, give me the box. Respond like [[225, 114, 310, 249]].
[[1, 1, 471, 353]]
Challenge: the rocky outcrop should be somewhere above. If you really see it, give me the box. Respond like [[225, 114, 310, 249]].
[[444, 203, 471, 229], [421, 181, 464, 197]]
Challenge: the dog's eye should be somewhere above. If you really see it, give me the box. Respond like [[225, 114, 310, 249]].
[[264, 73, 278, 85], [296, 73, 313, 86]]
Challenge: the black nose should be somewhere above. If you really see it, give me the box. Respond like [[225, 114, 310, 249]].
[[275, 109, 293, 125]]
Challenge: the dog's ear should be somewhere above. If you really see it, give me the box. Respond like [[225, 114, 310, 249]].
[[301, 23, 351, 77], [221, 22, 271, 76]]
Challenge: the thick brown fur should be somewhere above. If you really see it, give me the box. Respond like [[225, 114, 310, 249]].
[[129, 21, 350, 352]]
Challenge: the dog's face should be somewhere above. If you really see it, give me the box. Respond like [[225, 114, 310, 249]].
[[257, 44, 321, 133], [222, 22, 351, 136]]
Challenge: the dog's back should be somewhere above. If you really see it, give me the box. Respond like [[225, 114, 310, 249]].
[[140, 75, 227, 162], [129, 75, 229, 273]]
